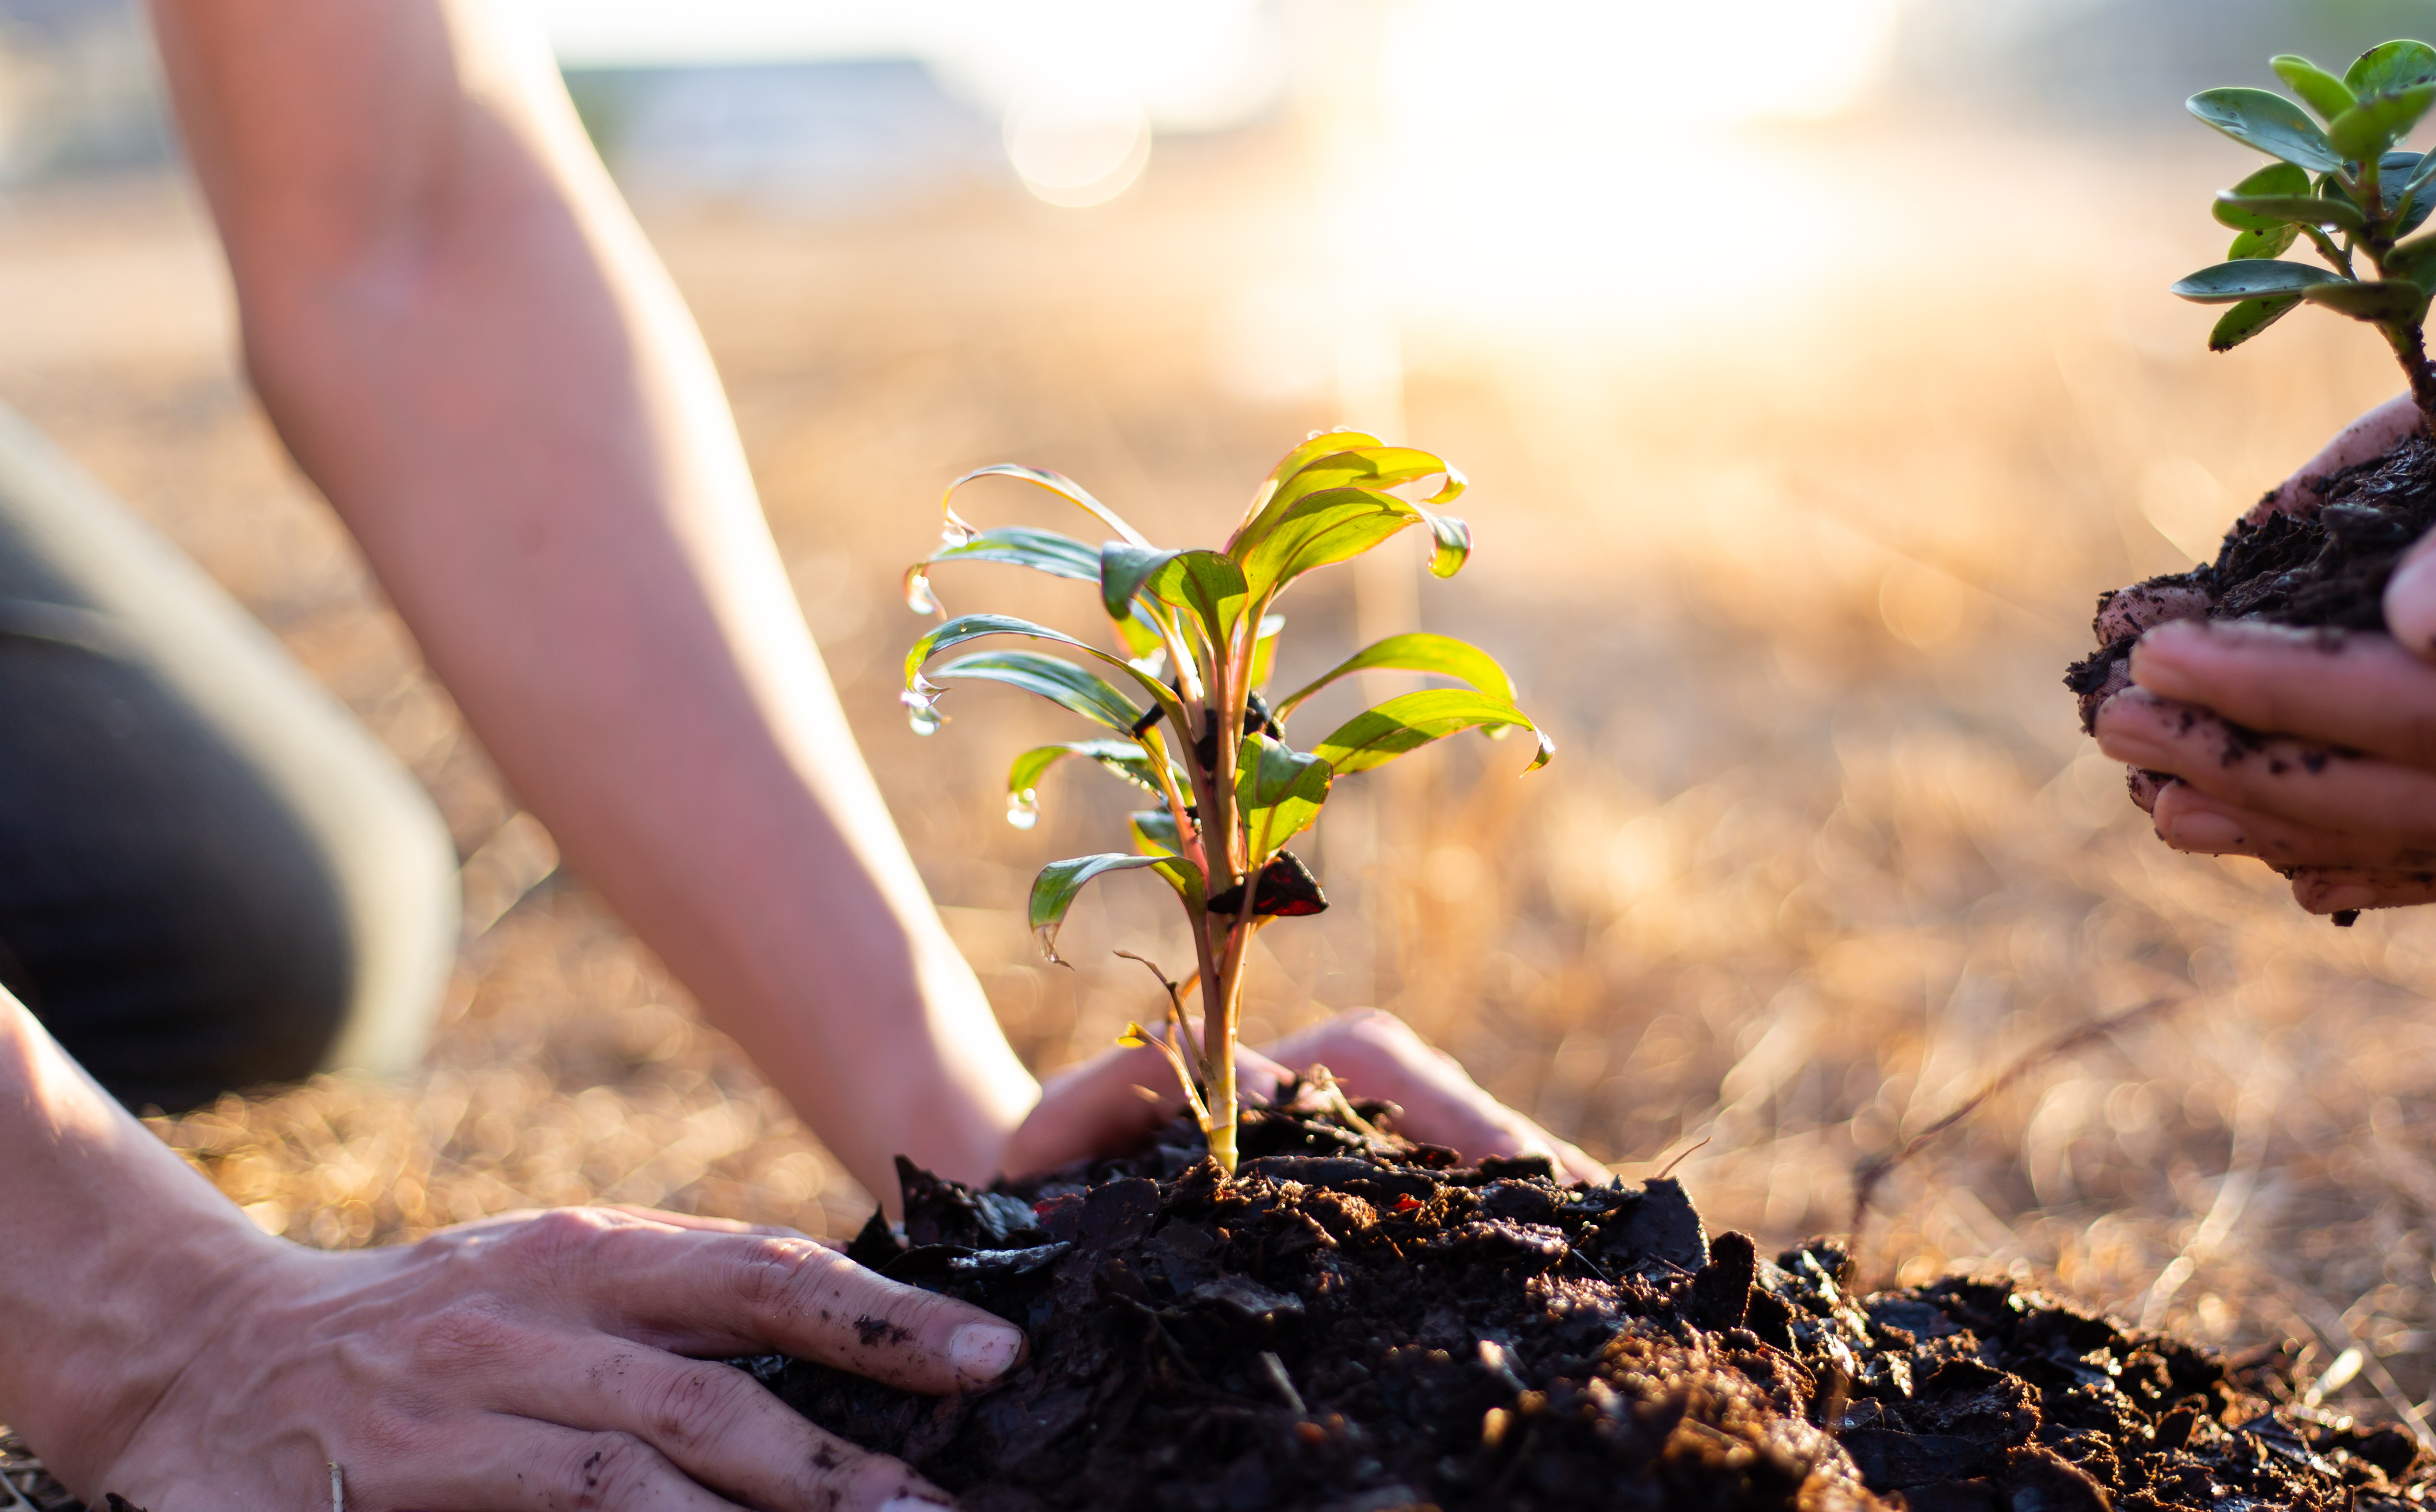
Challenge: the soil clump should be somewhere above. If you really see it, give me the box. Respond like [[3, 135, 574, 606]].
[[747, 1090, 2436, 1511], [2065, 432, 2436, 732]]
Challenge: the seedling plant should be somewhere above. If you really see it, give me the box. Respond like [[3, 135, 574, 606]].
[[901, 434, 1551, 1173], [2172, 39, 2436, 425]]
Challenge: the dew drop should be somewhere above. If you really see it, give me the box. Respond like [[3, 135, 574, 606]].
[[1007, 789, 1041, 830], [901, 681, 945, 735], [904, 568, 941, 616], [940, 516, 976, 549]]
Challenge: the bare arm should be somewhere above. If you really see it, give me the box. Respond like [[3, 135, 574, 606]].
[[145, 0, 1036, 1193]]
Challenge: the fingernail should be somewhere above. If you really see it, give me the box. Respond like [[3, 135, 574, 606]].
[[2165, 812, 2245, 853], [879, 1499, 953, 1512], [2315, 884, 2379, 914], [2388, 549, 2436, 651], [949, 1321, 1025, 1381]]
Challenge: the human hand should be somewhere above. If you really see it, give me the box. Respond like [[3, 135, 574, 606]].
[[2089, 393, 2436, 917], [69, 1206, 1026, 1512], [1000, 1006, 1608, 1186]]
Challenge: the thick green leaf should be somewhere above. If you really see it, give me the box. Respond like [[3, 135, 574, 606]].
[[2387, 230, 2436, 286], [1230, 446, 1465, 559], [2274, 55, 2359, 122], [2213, 191, 2365, 230], [2329, 83, 2436, 161], [1029, 854, 1196, 964], [1235, 733, 1332, 864], [1272, 632, 1518, 722], [1006, 740, 1174, 831], [1312, 689, 1555, 777], [1247, 614, 1286, 691], [1099, 544, 1249, 647], [2169, 259, 2339, 302], [2188, 87, 2342, 173], [1231, 430, 1385, 543], [2213, 163, 2312, 228], [941, 463, 1153, 549], [905, 612, 1189, 733], [2304, 277, 2433, 320], [2209, 295, 2304, 351], [925, 651, 1145, 735], [2347, 40, 2436, 99], [2226, 224, 2302, 259]]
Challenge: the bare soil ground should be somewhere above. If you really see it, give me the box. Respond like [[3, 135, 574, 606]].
[[8, 117, 2436, 1474]]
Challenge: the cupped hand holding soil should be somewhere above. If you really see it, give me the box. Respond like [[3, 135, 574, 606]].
[[2085, 393, 2436, 917]]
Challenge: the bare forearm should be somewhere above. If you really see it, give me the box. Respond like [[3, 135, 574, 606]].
[[144, 0, 1034, 1191]]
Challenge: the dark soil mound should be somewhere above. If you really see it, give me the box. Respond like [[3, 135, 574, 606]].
[[747, 1093, 2436, 1512], [12, 1098, 2431, 1511], [2065, 433, 2436, 732]]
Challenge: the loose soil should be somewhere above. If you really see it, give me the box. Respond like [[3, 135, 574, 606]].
[[744, 1091, 2436, 1512], [10, 1098, 2430, 1512], [2065, 431, 2436, 731]]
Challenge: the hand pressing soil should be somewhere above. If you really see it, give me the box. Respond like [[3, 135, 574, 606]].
[[743, 1091, 2436, 1512]]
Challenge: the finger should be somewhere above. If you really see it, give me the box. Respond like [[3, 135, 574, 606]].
[[2093, 580, 2209, 646], [599, 1206, 813, 1241], [466, 1331, 949, 1512], [2149, 783, 2436, 868], [999, 1039, 1291, 1182], [2252, 392, 2424, 522], [2126, 765, 2170, 813], [491, 1211, 1028, 1394], [2092, 687, 2436, 843], [2128, 619, 2436, 765], [367, 1421, 745, 1511], [2387, 526, 2436, 657], [1262, 1010, 1611, 1187], [2291, 866, 2436, 916]]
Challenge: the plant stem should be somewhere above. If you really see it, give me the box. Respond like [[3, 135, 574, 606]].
[[1203, 872, 1262, 1175], [2380, 317, 2436, 431]]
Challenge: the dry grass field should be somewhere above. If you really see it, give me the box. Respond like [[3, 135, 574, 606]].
[[14, 110, 2436, 1434]]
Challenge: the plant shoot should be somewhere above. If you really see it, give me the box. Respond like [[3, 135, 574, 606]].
[[900, 435, 1551, 1172], [2173, 40, 2436, 423]]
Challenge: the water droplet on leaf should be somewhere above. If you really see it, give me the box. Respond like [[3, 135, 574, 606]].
[[902, 679, 945, 735], [1007, 790, 1040, 829], [904, 568, 941, 615]]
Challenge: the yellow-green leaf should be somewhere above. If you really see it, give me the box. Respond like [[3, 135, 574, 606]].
[[1271, 632, 1518, 722], [1312, 689, 1554, 777]]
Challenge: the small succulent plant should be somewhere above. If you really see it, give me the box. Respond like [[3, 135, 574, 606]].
[[901, 434, 1551, 1172], [2172, 40, 2436, 423]]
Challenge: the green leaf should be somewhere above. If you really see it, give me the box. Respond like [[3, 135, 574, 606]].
[[926, 651, 1145, 735], [905, 612, 1189, 734], [1231, 430, 1386, 544], [2346, 40, 2436, 99], [1236, 487, 1472, 604], [1247, 614, 1286, 691], [2274, 55, 2359, 122], [1006, 740, 1174, 830], [2208, 295, 2303, 351], [2212, 163, 2312, 228], [2328, 83, 2436, 162], [1311, 689, 1555, 777], [2226, 224, 2302, 258], [2212, 191, 2365, 230], [2188, 87, 2343, 173], [1130, 808, 1182, 856], [1272, 632, 1518, 722], [2387, 230, 2436, 287], [2169, 259, 2339, 302], [1234, 732, 1332, 864], [941, 463, 1153, 549], [2304, 277, 2433, 321], [1029, 854, 1196, 964], [1099, 545, 1250, 647], [1230, 446, 1465, 559]]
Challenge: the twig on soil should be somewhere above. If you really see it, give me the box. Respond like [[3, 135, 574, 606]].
[[2265, 1275, 2436, 1451], [1258, 1350, 1307, 1417], [1846, 994, 2188, 1257], [1654, 1135, 1711, 1181]]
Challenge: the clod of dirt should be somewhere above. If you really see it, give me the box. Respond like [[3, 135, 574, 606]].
[[746, 1093, 2436, 1512], [2065, 432, 2436, 734]]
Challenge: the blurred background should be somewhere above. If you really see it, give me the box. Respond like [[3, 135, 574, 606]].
[[12, 0, 2436, 1431]]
